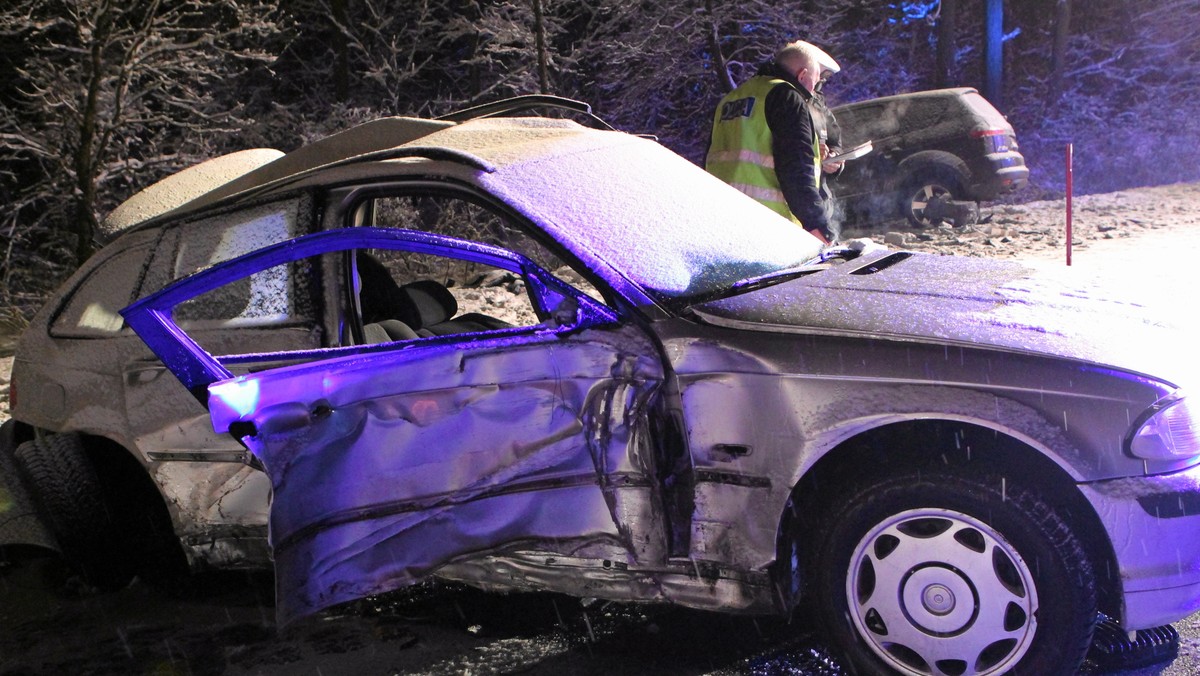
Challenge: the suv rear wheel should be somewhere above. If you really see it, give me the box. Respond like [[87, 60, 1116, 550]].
[[902, 164, 964, 229], [902, 180, 950, 226]]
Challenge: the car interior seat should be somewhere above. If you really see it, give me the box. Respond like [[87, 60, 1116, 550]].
[[399, 280, 513, 336], [362, 319, 419, 343], [356, 252, 421, 325], [354, 251, 512, 342], [355, 251, 420, 342]]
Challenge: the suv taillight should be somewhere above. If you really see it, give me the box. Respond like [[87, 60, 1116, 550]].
[[973, 128, 1016, 153]]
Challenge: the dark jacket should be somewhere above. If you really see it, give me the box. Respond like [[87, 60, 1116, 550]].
[[757, 62, 831, 239], [809, 89, 842, 203]]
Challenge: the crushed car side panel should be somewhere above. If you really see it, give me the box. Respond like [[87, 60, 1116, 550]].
[[219, 328, 665, 624]]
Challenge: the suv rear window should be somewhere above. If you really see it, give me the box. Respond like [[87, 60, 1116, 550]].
[[894, 98, 949, 132], [961, 91, 1011, 129], [836, 97, 948, 141]]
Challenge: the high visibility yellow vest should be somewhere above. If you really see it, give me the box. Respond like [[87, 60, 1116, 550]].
[[705, 76, 821, 226]]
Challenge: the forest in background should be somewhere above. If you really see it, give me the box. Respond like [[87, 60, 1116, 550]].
[[0, 0, 1197, 314]]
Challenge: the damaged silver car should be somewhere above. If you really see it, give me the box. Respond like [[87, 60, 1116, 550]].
[[8, 98, 1200, 675]]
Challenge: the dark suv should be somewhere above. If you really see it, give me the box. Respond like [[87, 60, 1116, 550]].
[[830, 87, 1029, 227]]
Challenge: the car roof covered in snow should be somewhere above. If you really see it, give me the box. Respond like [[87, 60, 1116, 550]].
[[831, 87, 979, 112], [99, 111, 624, 242]]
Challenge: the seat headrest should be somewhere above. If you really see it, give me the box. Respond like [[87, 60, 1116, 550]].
[[356, 253, 422, 328], [400, 280, 458, 328]]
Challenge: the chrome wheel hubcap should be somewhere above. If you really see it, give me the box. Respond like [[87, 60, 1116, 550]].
[[847, 508, 1038, 676], [910, 185, 952, 225]]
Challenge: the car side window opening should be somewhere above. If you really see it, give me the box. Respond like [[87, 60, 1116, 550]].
[[344, 192, 609, 345], [352, 248, 535, 344], [359, 193, 607, 302], [51, 241, 154, 337]]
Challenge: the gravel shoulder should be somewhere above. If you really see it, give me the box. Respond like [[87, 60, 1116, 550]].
[[847, 181, 1200, 272]]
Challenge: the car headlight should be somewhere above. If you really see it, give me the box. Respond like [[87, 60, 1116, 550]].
[[1129, 392, 1200, 461]]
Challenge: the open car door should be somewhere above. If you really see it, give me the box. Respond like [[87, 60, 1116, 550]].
[[122, 227, 666, 624]]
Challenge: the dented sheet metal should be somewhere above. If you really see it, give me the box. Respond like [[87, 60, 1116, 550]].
[[213, 326, 662, 624]]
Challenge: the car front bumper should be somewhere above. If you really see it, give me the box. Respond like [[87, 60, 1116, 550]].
[[1081, 461, 1200, 629]]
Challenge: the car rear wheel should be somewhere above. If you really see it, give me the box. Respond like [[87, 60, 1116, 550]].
[[13, 433, 135, 590], [901, 174, 961, 228], [806, 468, 1097, 675]]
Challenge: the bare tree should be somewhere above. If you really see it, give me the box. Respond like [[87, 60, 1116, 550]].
[[438, 0, 585, 109], [532, 0, 550, 93], [575, 1, 791, 160], [999, 0, 1200, 193], [0, 0, 282, 270], [1050, 0, 1071, 92], [294, 0, 446, 116], [936, 0, 960, 87]]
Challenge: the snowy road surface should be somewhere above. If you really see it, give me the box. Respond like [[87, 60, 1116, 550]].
[[1, 560, 1196, 675]]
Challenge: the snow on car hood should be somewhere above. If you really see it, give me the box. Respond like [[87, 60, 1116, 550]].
[[692, 251, 1200, 390]]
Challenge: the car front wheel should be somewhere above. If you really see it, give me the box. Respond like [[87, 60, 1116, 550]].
[[808, 468, 1097, 675]]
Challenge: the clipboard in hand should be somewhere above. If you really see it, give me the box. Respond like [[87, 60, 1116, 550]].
[[826, 141, 873, 163]]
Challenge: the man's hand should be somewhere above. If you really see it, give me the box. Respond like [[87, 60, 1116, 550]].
[[819, 142, 843, 174]]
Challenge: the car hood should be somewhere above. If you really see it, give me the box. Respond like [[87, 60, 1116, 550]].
[[691, 251, 1200, 390]]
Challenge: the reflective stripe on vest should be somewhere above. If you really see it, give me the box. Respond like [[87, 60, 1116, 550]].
[[727, 182, 787, 204], [706, 148, 775, 169]]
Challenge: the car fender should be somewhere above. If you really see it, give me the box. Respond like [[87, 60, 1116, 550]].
[[766, 381, 1096, 551], [791, 383, 1088, 490], [770, 389, 1126, 625]]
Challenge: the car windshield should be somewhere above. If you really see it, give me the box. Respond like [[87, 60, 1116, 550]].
[[480, 135, 825, 306]]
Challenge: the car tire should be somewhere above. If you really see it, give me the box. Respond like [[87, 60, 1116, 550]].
[[805, 468, 1097, 675], [901, 173, 961, 228], [0, 419, 20, 478], [13, 433, 135, 591]]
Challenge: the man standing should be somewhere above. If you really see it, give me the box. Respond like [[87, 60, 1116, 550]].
[[706, 40, 837, 243]]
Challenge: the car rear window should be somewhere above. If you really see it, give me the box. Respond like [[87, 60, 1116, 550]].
[[961, 91, 1012, 130], [175, 199, 314, 326]]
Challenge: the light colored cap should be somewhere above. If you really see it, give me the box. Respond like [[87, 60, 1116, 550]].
[[807, 42, 841, 75]]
